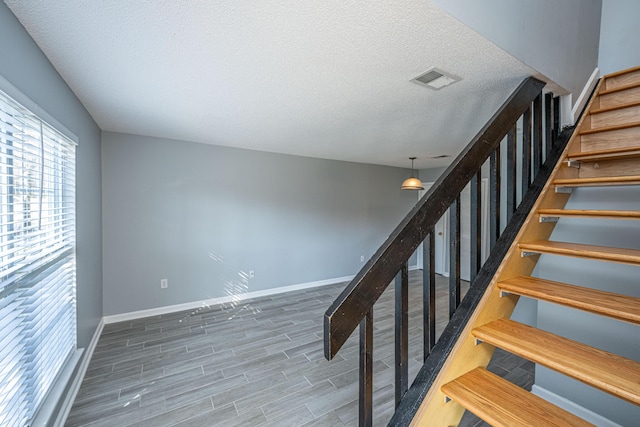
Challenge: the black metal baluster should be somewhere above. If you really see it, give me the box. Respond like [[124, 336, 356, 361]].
[[545, 93, 553, 156], [489, 148, 501, 249], [470, 171, 481, 284], [533, 93, 543, 174], [423, 230, 435, 361], [449, 196, 461, 318], [522, 107, 532, 197], [506, 125, 517, 222], [359, 310, 373, 427], [553, 96, 561, 143], [395, 264, 408, 407]]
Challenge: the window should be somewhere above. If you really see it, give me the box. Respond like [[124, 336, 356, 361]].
[[0, 88, 76, 427]]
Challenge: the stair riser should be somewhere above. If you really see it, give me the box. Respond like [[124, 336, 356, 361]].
[[580, 125, 640, 152], [590, 104, 640, 129], [599, 84, 640, 109], [605, 69, 640, 91], [577, 158, 640, 178]]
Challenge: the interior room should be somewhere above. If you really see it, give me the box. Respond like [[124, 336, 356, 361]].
[[1, 1, 638, 426]]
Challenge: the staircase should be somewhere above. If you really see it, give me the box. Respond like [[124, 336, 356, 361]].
[[411, 66, 640, 426]]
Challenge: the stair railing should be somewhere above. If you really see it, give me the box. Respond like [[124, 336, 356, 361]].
[[324, 76, 564, 426]]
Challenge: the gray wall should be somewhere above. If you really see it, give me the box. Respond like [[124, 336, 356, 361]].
[[598, 0, 640, 75], [102, 132, 417, 315], [418, 167, 447, 184], [0, 3, 102, 350], [433, 0, 602, 104]]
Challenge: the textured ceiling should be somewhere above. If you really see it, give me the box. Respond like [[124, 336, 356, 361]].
[[5, 0, 536, 169]]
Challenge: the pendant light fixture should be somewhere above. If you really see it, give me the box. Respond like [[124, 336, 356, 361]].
[[401, 157, 424, 190]]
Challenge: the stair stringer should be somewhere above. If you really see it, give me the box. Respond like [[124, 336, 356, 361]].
[[407, 81, 601, 427]]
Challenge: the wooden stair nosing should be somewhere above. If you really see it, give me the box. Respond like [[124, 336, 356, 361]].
[[518, 240, 640, 266], [590, 99, 640, 115], [498, 276, 640, 325], [441, 368, 594, 427], [579, 121, 640, 135], [472, 319, 640, 405], [553, 175, 640, 188], [537, 208, 640, 220]]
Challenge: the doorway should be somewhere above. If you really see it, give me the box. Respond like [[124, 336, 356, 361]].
[[415, 179, 490, 281]]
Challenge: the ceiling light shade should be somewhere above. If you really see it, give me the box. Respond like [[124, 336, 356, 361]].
[[401, 157, 424, 190], [401, 176, 424, 190]]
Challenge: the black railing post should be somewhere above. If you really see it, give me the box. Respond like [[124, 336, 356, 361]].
[[522, 107, 532, 196], [545, 93, 553, 156], [533, 94, 543, 174], [470, 171, 482, 283], [449, 196, 461, 318], [553, 96, 561, 143], [490, 148, 501, 249], [395, 264, 409, 407], [359, 310, 373, 427], [506, 125, 517, 221], [423, 231, 436, 361]]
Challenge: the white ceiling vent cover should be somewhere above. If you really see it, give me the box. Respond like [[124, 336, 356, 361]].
[[412, 67, 461, 90]]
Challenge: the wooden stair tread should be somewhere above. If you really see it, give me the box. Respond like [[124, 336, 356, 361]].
[[538, 208, 640, 220], [472, 319, 640, 405], [590, 99, 640, 115], [498, 276, 640, 324], [579, 121, 640, 135], [554, 175, 640, 188], [441, 368, 594, 427], [566, 146, 640, 162], [519, 240, 640, 265]]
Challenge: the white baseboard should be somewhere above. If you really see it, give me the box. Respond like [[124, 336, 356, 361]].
[[571, 67, 600, 124], [54, 318, 105, 427], [531, 385, 622, 427], [103, 274, 356, 324]]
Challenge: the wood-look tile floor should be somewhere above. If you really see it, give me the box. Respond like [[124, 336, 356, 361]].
[[66, 270, 533, 426]]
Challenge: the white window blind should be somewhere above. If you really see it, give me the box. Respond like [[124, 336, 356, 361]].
[[0, 88, 76, 427]]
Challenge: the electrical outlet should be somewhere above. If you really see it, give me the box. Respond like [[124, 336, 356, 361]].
[[160, 278, 168, 289], [360, 255, 365, 262], [249, 270, 255, 279]]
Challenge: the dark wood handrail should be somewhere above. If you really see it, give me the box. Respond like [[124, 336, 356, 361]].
[[324, 77, 546, 360]]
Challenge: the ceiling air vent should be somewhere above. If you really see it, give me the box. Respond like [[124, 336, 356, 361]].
[[412, 67, 460, 90]]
